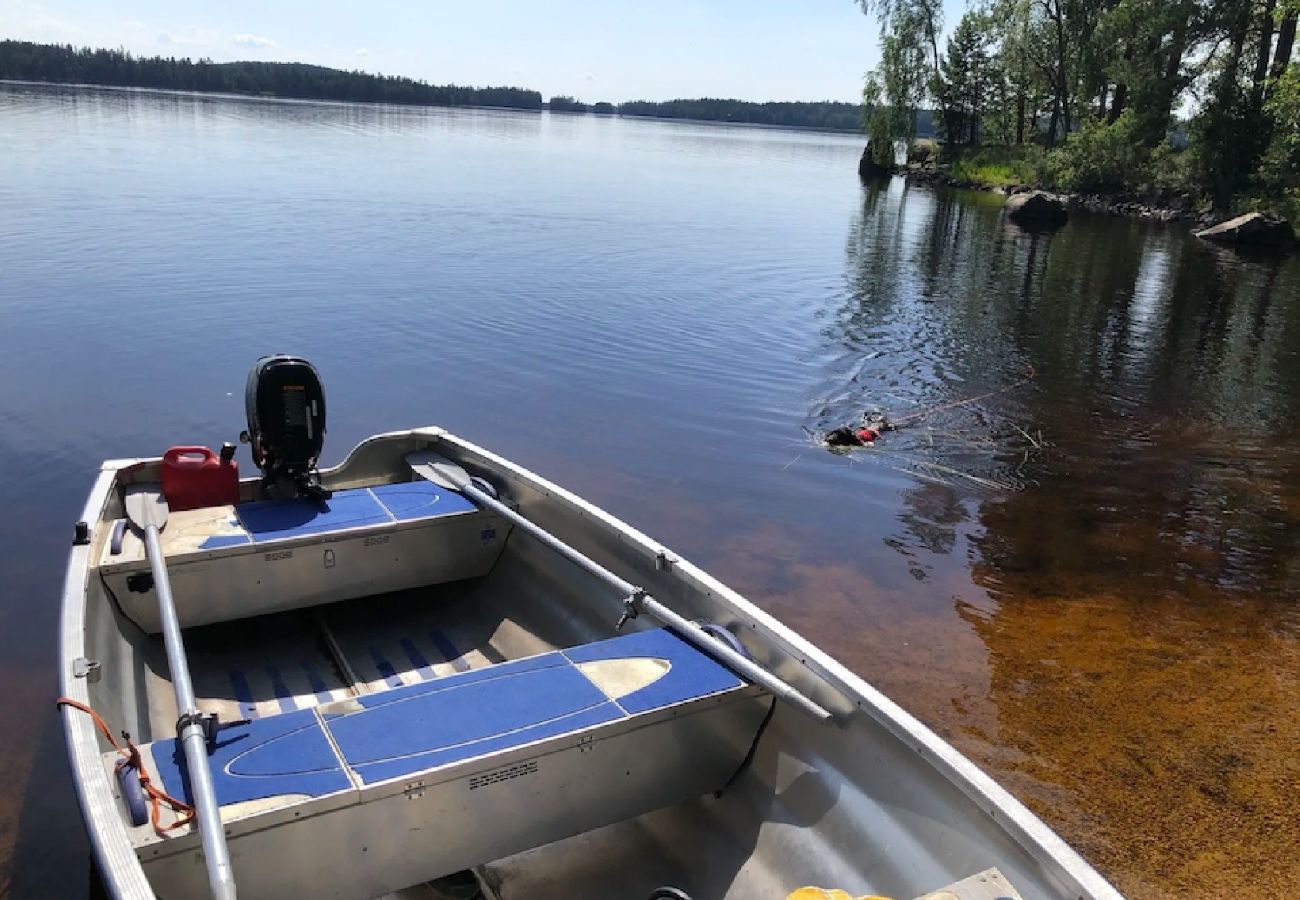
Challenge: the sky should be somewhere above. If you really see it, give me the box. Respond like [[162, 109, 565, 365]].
[[3, 0, 965, 104]]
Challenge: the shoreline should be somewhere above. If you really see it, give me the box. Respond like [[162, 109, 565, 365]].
[[0, 78, 866, 136], [902, 166, 1220, 227], [0, 77, 545, 114]]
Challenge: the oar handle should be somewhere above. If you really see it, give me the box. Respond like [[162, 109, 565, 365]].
[[457, 483, 833, 722]]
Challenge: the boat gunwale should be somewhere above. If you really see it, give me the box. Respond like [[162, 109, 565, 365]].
[[60, 462, 156, 900]]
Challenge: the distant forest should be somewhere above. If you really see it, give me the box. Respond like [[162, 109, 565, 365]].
[[1, 39, 928, 135], [612, 99, 868, 132], [0, 41, 543, 110], [548, 94, 878, 131], [546, 96, 940, 135]]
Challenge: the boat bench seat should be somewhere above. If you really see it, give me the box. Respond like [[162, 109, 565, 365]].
[[99, 481, 511, 632], [124, 628, 767, 896]]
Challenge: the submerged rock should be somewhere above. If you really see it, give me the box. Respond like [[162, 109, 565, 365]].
[[1004, 191, 1068, 225], [1195, 212, 1296, 248]]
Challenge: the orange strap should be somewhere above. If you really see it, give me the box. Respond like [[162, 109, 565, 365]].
[[56, 697, 196, 836]]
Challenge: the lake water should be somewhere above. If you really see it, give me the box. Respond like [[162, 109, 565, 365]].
[[1, 82, 1297, 899]]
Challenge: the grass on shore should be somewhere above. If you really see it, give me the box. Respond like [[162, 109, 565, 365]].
[[942, 146, 1042, 188]]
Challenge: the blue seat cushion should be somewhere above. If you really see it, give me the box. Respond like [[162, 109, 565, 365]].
[[150, 708, 352, 807], [323, 628, 744, 785], [324, 654, 623, 784], [199, 481, 478, 549], [152, 628, 746, 804]]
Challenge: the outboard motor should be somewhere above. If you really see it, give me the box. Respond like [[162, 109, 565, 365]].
[[242, 355, 330, 502]]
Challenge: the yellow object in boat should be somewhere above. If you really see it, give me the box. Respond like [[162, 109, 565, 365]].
[[786, 889, 895, 900]]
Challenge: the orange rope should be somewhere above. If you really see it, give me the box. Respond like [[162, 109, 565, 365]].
[[56, 697, 196, 836], [888, 364, 1037, 425]]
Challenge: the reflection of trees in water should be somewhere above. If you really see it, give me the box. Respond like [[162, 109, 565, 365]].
[[830, 184, 1300, 592], [832, 187, 1300, 897], [822, 186, 1056, 563], [884, 482, 973, 582], [971, 228, 1300, 597]]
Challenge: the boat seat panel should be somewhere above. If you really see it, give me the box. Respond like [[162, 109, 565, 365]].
[[131, 628, 765, 897], [204, 480, 478, 549], [99, 480, 509, 631], [144, 628, 746, 809], [369, 480, 478, 522], [565, 627, 745, 714], [149, 708, 353, 807], [229, 490, 390, 542], [325, 627, 741, 785], [327, 664, 624, 785]]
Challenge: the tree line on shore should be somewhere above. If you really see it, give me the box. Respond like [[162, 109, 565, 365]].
[[550, 95, 886, 131], [615, 98, 870, 131], [0, 40, 880, 134], [0, 41, 544, 109], [858, 0, 1300, 216]]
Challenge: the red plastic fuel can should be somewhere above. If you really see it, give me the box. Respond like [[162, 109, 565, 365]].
[[161, 445, 240, 511]]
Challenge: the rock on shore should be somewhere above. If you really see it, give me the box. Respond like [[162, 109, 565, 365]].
[[1195, 212, 1296, 247], [1004, 191, 1068, 224], [858, 143, 893, 180]]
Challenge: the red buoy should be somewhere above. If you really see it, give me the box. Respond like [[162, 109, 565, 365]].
[[161, 446, 240, 511]]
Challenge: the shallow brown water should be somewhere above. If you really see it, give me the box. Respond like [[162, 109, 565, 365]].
[[1, 83, 1297, 898]]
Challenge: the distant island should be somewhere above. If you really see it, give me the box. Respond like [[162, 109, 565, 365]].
[[561, 96, 889, 133], [0, 40, 896, 134]]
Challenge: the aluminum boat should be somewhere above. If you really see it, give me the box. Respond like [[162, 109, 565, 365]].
[[58, 356, 1123, 900]]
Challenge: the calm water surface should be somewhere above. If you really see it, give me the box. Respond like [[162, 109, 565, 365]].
[[1, 83, 1297, 899]]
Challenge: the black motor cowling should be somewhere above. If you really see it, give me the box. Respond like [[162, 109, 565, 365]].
[[243, 355, 329, 499]]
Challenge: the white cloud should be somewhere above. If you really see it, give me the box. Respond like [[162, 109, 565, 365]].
[[232, 33, 277, 49], [354, 47, 370, 57], [584, 72, 595, 82], [145, 26, 222, 50]]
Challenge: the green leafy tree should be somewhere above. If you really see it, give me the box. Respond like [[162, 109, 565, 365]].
[[1257, 62, 1300, 214], [858, 0, 950, 146], [940, 12, 997, 145], [863, 27, 930, 164]]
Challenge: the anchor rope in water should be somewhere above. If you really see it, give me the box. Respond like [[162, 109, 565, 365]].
[[56, 697, 196, 836], [885, 364, 1037, 426]]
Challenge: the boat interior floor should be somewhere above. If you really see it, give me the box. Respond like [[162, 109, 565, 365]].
[[138, 578, 554, 738]]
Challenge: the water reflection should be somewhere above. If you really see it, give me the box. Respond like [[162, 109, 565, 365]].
[[831, 179, 1300, 897]]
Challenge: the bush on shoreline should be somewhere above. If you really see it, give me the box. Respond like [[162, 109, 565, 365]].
[[917, 96, 1295, 222]]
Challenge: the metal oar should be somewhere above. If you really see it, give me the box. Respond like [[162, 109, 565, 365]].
[[406, 451, 832, 722], [124, 487, 237, 900]]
